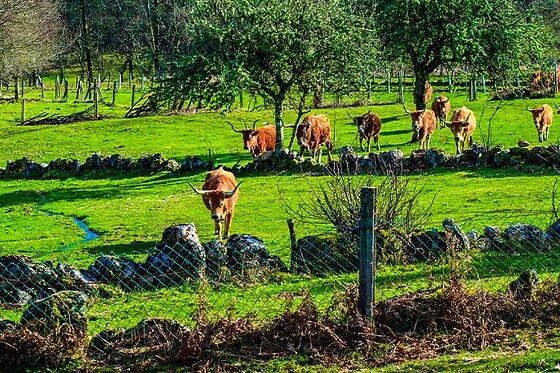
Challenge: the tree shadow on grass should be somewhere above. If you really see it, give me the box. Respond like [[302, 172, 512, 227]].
[[84, 240, 157, 258]]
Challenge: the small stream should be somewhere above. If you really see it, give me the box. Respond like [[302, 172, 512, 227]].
[[39, 195, 100, 249]]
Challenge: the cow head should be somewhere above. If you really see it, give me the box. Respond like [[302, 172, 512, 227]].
[[188, 182, 242, 221], [526, 105, 547, 127], [296, 120, 310, 148], [347, 111, 369, 138], [228, 120, 259, 149], [246, 131, 260, 157], [442, 114, 472, 142], [403, 103, 427, 137], [433, 96, 450, 121]]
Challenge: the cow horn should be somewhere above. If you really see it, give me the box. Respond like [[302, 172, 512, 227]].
[[462, 113, 472, 125], [227, 121, 243, 133], [526, 105, 534, 112], [187, 181, 210, 195], [402, 102, 413, 114], [441, 119, 452, 127], [224, 181, 242, 197], [347, 111, 357, 120], [441, 97, 449, 104], [252, 120, 259, 130]]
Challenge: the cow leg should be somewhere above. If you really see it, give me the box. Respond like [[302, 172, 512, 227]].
[[360, 137, 364, 152], [455, 140, 460, 155], [326, 141, 333, 162], [546, 127, 550, 141], [374, 135, 380, 151], [318, 147, 323, 164], [366, 138, 371, 153], [224, 212, 233, 239], [300, 145, 306, 157], [214, 219, 222, 242]]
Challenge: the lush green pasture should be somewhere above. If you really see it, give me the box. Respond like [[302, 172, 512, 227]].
[[1, 85, 560, 369], [1, 83, 560, 165]]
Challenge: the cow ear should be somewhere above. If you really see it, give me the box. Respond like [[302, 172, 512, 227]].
[[462, 121, 470, 128]]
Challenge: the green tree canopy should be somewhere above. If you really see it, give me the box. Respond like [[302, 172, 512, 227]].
[[147, 0, 373, 150], [375, 0, 554, 109]]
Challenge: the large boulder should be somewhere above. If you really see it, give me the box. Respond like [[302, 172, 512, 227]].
[[408, 229, 447, 261], [152, 224, 206, 283], [20, 290, 88, 337], [504, 223, 549, 253], [481, 226, 507, 252], [291, 234, 358, 275], [85, 255, 140, 287], [226, 234, 287, 276]]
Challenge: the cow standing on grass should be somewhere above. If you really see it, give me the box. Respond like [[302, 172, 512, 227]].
[[431, 96, 451, 125], [296, 114, 334, 163], [187, 167, 241, 242], [402, 103, 437, 150], [442, 107, 477, 154], [228, 120, 276, 157], [527, 104, 553, 142], [347, 110, 382, 152]]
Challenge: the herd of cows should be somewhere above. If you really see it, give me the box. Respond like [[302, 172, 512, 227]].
[[187, 89, 560, 242]]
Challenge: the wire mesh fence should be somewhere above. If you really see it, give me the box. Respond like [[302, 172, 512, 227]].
[[1, 197, 560, 366]]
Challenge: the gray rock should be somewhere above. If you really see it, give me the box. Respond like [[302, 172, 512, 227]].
[[0, 285, 32, 307], [466, 230, 480, 246], [504, 223, 549, 253], [155, 224, 206, 281], [408, 229, 447, 261], [508, 269, 539, 298], [518, 140, 530, 147], [21, 290, 88, 336], [442, 218, 469, 251], [227, 234, 287, 275], [483, 226, 507, 251]]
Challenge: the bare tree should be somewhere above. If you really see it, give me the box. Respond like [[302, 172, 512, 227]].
[[0, 0, 63, 82]]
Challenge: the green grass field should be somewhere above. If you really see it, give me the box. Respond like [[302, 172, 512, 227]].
[[2, 81, 560, 370]]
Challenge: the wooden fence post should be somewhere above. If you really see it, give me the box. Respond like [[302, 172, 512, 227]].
[[63, 80, 69, 101], [358, 187, 376, 319], [21, 99, 26, 123], [131, 84, 136, 108], [386, 70, 391, 93], [287, 219, 297, 273], [397, 70, 404, 104], [55, 77, 60, 100], [112, 81, 117, 105], [94, 83, 99, 119]]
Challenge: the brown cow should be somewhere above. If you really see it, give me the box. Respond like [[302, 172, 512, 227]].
[[526, 104, 553, 142], [245, 125, 276, 157], [296, 114, 334, 163], [424, 82, 433, 106], [442, 106, 476, 154], [347, 110, 382, 152], [403, 104, 437, 150], [229, 120, 274, 157], [431, 96, 451, 125], [187, 167, 242, 242]]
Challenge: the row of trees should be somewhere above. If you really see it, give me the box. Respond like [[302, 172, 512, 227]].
[[2, 0, 559, 148]]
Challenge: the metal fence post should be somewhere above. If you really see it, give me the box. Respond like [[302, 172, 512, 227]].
[[358, 187, 376, 319]]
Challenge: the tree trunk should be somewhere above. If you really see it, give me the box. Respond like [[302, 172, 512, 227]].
[[274, 97, 284, 151], [80, 0, 93, 82], [411, 71, 429, 143]]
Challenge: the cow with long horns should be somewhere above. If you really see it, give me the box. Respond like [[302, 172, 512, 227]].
[[347, 110, 382, 152], [187, 167, 242, 242], [526, 104, 553, 142], [431, 96, 451, 125], [296, 114, 334, 163], [441, 107, 477, 154], [228, 120, 276, 157], [402, 103, 437, 150]]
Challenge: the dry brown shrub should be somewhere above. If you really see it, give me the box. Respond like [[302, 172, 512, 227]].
[[0, 323, 87, 370]]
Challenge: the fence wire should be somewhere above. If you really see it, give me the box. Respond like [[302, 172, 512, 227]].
[[1, 203, 560, 363]]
